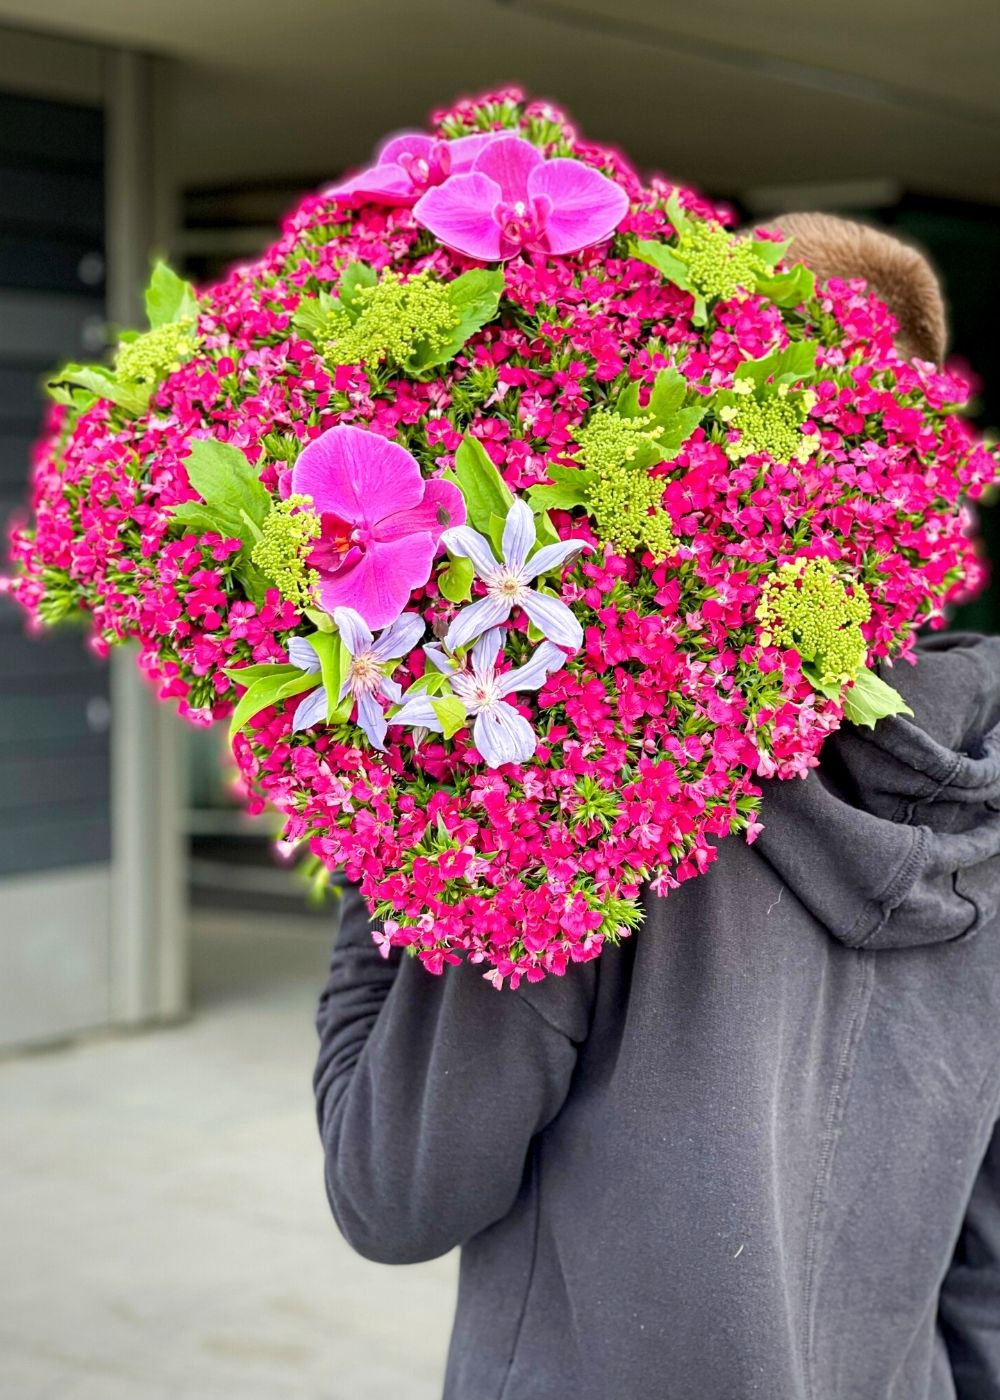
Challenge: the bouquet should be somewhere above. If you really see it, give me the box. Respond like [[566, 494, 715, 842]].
[[7, 89, 998, 987]]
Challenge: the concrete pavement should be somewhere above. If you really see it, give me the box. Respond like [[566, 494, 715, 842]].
[[0, 911, 457, 1400]]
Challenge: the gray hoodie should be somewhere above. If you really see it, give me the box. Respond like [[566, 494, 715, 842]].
[[314, 630, 1000, 1399]]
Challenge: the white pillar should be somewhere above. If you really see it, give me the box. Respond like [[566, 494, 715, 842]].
[[105, 49, 188, 1022]]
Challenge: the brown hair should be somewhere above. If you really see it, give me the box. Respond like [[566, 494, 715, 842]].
[[759, 211, 947, 365]]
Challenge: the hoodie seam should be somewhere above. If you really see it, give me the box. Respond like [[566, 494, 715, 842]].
[[860, 722, 1000, 801], [497, 1142, 543, 1400], [803, 953, 875, 1400]]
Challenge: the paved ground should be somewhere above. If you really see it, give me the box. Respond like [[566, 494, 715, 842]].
[[0, 913, 456, 1400]]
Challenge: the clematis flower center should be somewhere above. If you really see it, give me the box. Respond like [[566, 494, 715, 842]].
[[487, 565, 529, 602], [347, 651, 383, 695], [452, 668, 502, 712]]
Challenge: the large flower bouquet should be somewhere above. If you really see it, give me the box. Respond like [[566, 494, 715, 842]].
[[7, 90, 998, 987]]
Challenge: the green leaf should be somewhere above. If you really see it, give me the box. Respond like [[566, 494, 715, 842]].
[[632, 239, 695, 294], [291, 289, 338, 342], [165, 502, 222, 535], [528, 483, 588, 511], [739, 340, 818, 391], [451, 434, 514, 533], [166, 440, 278, 602], [842, 666, 914, 729], [407, 268, 506, 374], [144, 261, 198, 329], [222, 662, 297, 685], [438, 554, 474, 603], [337, 261, 377, 317], [331, 693, 355, 722], [238, 508, 264, 543], [618, 369, 707, 458], [232, 558, 277, 607], [756, 262, 816, 308], [526, 466, 593, 512], [400, 668, 451, 698], [46, 363, 150, 416], [177, 438, 272, 532], [647, 368, 688, 423], [533, 509, 562, 548], [665, 191, 694, 241], [431, 695, 468, 740], [802, 662, 844, 700], [657, 404, 707, 458], [614, 380, 642, 418], [750, 235, 791, 270], [229, 670, 307, 741], [277, 672, 321, 703], [487, 512, 506, 558], [308, 630, 351, 724], [303, 607, 335, 633]]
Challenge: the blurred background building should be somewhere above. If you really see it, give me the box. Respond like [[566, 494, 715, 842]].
[[0, 3, 997, 1396]]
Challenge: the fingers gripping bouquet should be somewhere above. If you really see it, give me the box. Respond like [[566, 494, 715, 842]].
[[7, 90, 999, 987]]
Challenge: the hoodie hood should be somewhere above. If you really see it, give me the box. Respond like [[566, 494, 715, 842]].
[[755, 632, 1000, 950]]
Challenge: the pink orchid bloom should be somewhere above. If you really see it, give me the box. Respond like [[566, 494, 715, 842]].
[[326, 131, 497, 207], [412, 135, 630, 262], [291, 425, 465, 630]]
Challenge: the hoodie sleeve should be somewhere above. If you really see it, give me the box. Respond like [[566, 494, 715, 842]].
[[313, 882, 595, 1265], [939, 1116, 1000, 1397]]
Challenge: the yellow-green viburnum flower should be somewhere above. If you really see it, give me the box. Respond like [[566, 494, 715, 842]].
[[251, 496, 322, 610], [757, 556, 871, 688], [115, 320, 197, 387], [575, 410, 663, 474], [722, 390, 820, 465], [575, 411, 678, 560], [679, 222, 768, 302], [323, 269, 459, 368]]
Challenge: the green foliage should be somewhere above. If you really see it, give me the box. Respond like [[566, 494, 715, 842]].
[[337, 260, 378, 316], [737, 341, 819, 391], [632, 237, 707, 325], [172, 439, 271, 529], [144, 261, 198, 328], [291, 288, 339, 342], [308, 630, 353, 724], [527, 464, 595, 512], [445, 433, 514, 534], [525, 368, 703, 557], [398, 667, 452, 699], [750, 234, 791, 270], [756, 262, 816, 308], [224, 663, 317, 741], [47, 363, 150, 416], [166, 439, 273, 602], [431, 695, 468, 739], [843, 666, 914, 728], [614, 368, 707, 458], [47, 260, 198, 417], [437, 553, 474, 603], [634, 197, 815, 324], [409, 269, 505, 373], [292, 263, 504, 377]]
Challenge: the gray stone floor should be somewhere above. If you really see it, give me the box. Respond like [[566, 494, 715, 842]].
[[0, 913, 456, 1400]]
